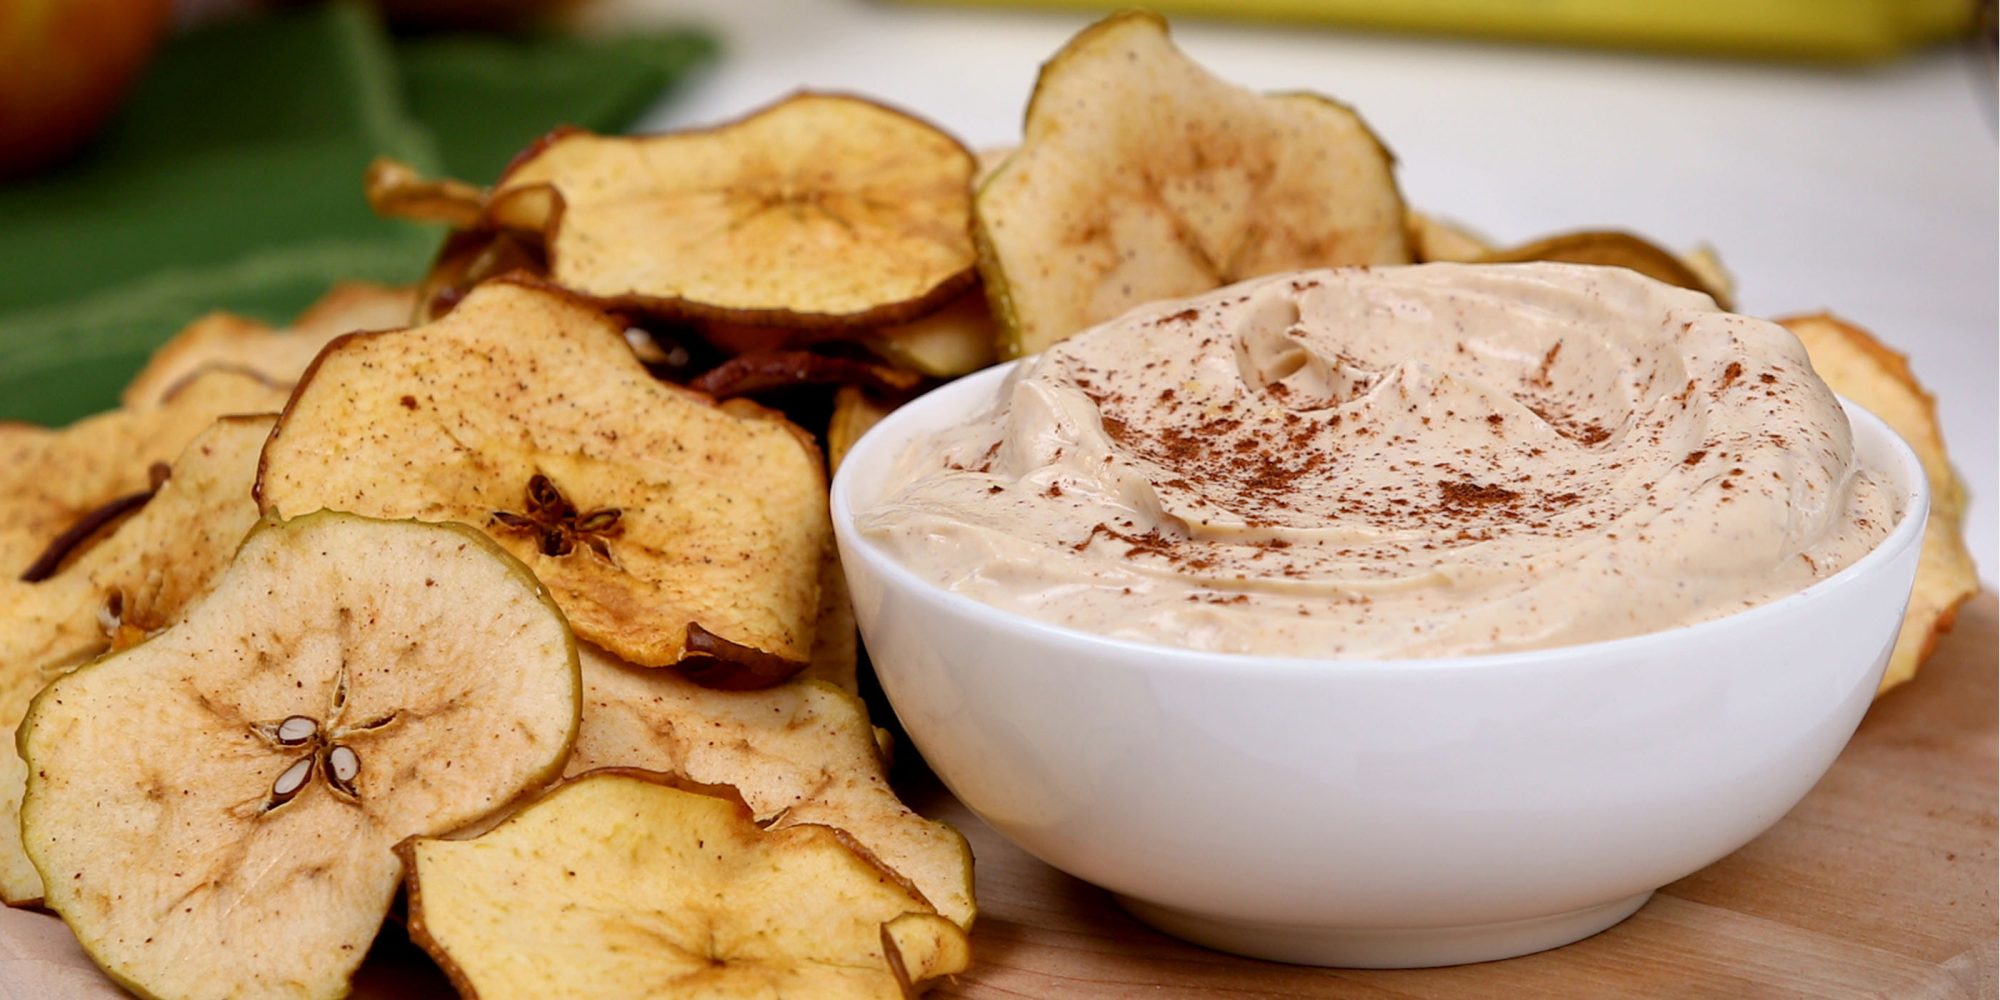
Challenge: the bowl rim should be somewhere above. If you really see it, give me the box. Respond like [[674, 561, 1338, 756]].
[[831, 359, 1931, 673]]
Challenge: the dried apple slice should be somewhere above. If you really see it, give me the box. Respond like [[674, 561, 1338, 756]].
[[0, 368, 286, 577], [258, 278, 829, 681], [801, 540, 859, 693], [0, 414, 274, 906], [121, 283, 417, 407], [1779, 313, 1978, 695], [1479, 230, 1735, 309], [864, 290, 997, 378], [1405, 210, 1496, 262], [829, 385, 896, 474], [570, 645, 976, 928], [19, 511, 580, 1000], [487, 93, 977, 328], [365, 155, 489, 230], [688, 349, 925, 400], [977, 11, 1410, 358], [401, 770, 969, 1000]]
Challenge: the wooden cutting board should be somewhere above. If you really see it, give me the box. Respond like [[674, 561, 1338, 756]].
[[1, 597, 1991, 999]]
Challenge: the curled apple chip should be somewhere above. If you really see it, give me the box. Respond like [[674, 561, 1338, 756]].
[[364, 155, 488, 231], [259, 278, 829, 681], [1779, 313, 1978, 695], [401, 770, 969, 1000], [0, 414, 274, 906], [0, 368, 286, 577], [485, 93, 977, 328], [571, 645, 976, 928], [121, 283, 418, 407], [977, 11, 1409, 358], [18, 511, 580, 1000]]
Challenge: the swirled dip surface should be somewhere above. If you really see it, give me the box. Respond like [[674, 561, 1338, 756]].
[[858, 263, 1897, 657]]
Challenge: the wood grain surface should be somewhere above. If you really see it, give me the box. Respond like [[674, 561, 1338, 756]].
[[0, 597, 1990, 999]]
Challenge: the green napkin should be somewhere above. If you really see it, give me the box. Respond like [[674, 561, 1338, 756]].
[[0, 3, 713, 424]]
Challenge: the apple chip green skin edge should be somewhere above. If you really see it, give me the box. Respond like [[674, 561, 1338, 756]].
[[14, 509, 584, 1000]]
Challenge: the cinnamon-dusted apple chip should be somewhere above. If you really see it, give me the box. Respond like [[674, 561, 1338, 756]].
[[400, 770, 969, 1000], [0, 414, 273, 906], [1779, 313, 1978, 695], [863, 289, 997, 378], [976, 11, 1409, 358], [0, 368, 285, 577], [19, 512, 580, 1000], [481, 93, 977, 329], [120, 283, 417, 407], [258, 279, 829, 682], [569, 645, 976, 928], [829, 385, 897, 474]]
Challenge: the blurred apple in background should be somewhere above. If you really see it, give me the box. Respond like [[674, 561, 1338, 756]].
[[0, 0, 174, 178]]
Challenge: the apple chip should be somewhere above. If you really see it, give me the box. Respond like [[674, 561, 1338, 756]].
[[365, 155, 488, 230], [19, 511, 579, 1000], [688, 350, 925, 400], [414, 227, 549, 324], [976, 11, 1409, 358], [121, 283, 417, 407], [1406, 210, 1496, 262], [802, 541, 859, 693], [483, 93, 977, 328], [259, 278, 829, 681], [570, 645, 976, 928], [1479, 230, 1735, 309], [864, 290, 997, 378], [0, 368, 286, 577], [829, 385, 896, 474], [401, 770, 969, 1000], [1779, 313, 1978, 695], [0, 415, 274, 906]]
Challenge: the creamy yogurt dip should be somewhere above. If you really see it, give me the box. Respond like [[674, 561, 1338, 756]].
[[858, 263, 1898, 658]]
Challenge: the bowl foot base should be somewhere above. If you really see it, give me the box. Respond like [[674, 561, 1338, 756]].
[[1115, 890, 1654, 968]]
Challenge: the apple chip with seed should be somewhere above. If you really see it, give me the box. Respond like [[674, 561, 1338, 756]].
[[121, 283, 417, 407], [259, 278, 829, 682], [976, 10, 1410, 358], [480, 92, 977, 328], [19, 511, 579, 1000], [1779, 313, 1978, 695], [570, 645, 976, 928], [0, 414, 273, 906], [0, 368, 286, 577], [401, 770, 969, 1000]]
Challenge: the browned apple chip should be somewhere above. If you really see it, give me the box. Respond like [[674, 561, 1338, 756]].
[[1779, 313, 1979, 695], [976, 11, 1410, 358], [0, 368, 287, 577], [0, 415, 274, 906], [570, 645, 976, 929], [19, 511, 579, 1000], [401, 770, 969, 1000], [121, 283, 417, 407], [689, 349, 926, 400], [414, 228, 549, 323], [258, 278, 830, 683], [486, 93, 977, 328]]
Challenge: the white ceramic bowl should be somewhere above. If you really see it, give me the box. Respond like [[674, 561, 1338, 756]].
[[832, 362, 1928, 969]]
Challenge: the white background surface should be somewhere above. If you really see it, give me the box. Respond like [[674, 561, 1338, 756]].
[[606, 0, 1998, 583]]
